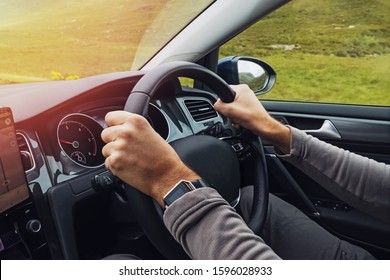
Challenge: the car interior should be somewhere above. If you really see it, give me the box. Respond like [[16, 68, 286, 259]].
[[0, 0, 389, 260]]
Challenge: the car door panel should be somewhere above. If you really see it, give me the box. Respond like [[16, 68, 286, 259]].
[[262, 100, 390, 259]]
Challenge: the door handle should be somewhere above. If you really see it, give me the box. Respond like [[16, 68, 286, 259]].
[[303, 120, 341, 139]]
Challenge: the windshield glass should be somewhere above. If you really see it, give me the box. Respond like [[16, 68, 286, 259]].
[[0, 0, 213, 85]]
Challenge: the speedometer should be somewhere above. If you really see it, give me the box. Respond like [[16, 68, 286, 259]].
[[57, 113, 105, 168]]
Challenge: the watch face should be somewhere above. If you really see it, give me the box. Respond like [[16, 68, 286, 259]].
[[165, 186, 188, 205], [164, 180, 195, 207]]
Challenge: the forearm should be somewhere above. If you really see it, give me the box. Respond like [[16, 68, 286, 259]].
[[252, 116, 291, 154], [279, 127, 390, 223], [163, 188, 280, 260]]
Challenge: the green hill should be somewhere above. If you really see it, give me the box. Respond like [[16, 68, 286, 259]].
[[0, 0, 211, 84], [0, 0, 167, 83], [223, 0, 389, 58], [220, 0, 390, 105]]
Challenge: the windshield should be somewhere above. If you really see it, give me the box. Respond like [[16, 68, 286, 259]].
[[0, 0, 213, 85]]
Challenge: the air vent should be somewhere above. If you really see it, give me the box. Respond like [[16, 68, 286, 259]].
[[184, 99, 218, 122], [16, 133, 35, 172]]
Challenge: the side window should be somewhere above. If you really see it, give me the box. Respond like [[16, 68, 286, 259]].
[[220, 0, 389, 106]]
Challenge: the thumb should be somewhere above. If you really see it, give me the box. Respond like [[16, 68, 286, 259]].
[[213, 98, 225, 114]]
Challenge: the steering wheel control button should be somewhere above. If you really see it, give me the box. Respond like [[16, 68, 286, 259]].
[[232, 142, 244, 152], [226, 138, 252, 161], [92, 170, 120, 191]]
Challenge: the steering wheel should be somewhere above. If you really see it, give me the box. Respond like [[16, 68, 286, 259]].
[[123, 61, 268, 259]]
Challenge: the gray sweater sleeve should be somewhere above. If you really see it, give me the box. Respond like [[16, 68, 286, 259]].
[[163, 187, 280, 260], [279, 127, 390, 223]]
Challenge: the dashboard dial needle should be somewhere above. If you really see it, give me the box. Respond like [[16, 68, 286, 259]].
[[59, 139, 79, 148], [60, 139, 73, 145]]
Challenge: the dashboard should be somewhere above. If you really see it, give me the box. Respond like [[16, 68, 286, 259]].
[[0, 71, 228, 259]]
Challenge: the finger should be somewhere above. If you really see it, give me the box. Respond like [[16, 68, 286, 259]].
[[104, 156, 117, 176], [103, 146, 125, 172], [105, 110, 133, 126], [229, 84, 243, 96], [214, 97, 232, 117], [229, 84, 240, 91], [101, 141, 113, 158], [101, 125, 120, 143], [230, 84, 250, 92], [213, 98, 221, 108]]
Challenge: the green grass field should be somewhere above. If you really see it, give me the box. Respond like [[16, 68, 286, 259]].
[[0, 0, 210, 84], [0, 0, 150, 84], [220, 0, 390, 106]]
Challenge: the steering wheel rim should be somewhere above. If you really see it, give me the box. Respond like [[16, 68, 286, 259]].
[[123, 61, 268, 259]]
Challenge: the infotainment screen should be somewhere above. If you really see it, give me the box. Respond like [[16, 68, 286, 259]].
[[0, 107, 29, 214]]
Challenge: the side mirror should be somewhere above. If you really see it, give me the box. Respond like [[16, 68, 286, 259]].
[[217, 56, 276, 95]]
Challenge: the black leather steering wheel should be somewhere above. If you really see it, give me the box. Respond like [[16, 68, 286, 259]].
[[123, 61, 268, 259]]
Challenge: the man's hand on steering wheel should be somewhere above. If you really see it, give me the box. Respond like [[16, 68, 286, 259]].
[[101, 110, 199, 207], [214, 84, 291, 155]]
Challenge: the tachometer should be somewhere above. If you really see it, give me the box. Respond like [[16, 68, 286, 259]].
[[57, 114, 105, 168]]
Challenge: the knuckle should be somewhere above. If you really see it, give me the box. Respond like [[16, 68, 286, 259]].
[[106, 153, 123, 172], [132, 114, 148, 128], [238, 84, 250, 90], [116, 127, 132, 140]]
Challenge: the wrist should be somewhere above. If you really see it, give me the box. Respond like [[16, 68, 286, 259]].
[[254, 117, 291, 154], [151, 163, 200, 207], [272, 125, 291, 154]]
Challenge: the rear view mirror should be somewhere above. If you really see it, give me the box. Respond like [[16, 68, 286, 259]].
[[217, 56, 276, 95]]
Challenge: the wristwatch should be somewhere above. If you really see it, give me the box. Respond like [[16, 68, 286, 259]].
[[163, 178, 209, 208]]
